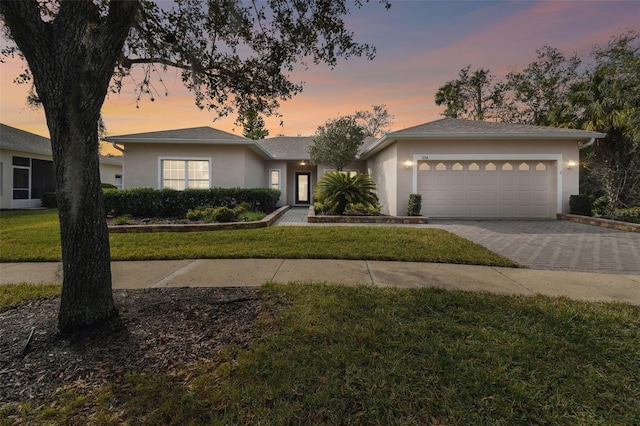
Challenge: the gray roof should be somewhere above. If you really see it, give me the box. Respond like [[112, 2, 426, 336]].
[[0, 123, 52, 156], [104, 126, 247, 143], [256, 136, 313, 159], [1, 123, 122, 165], [103, 118, 607, 162], [390, 117, 606, 137], [360, 118, 607, 158]]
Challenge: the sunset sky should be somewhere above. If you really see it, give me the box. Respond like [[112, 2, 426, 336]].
[[1, 0, 638, 153]]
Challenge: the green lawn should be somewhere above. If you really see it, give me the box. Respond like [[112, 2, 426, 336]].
[[3, 283, 639, 424], [0, 209, 519, 267]]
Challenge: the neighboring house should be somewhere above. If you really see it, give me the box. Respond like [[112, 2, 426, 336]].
[[0, 124, 124, 209], [105, 118, 605, 219]]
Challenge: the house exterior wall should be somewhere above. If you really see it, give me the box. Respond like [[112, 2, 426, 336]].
[[366, 143, 398, 215], [243, 149, 267, 188], [266, 160, 288, 206], [122, 143, 260, 189], [392, 138, 579, 216], [99, 162, 123, 188]]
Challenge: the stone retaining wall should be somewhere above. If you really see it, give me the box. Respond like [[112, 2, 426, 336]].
[[108, 205, 290, 233], [307, 206, 429, 224], [557, 213, 640, 233]]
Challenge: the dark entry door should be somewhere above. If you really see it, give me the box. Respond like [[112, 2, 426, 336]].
[[295, 172, 311, 204]]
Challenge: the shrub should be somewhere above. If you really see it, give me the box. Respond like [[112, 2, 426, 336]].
[[212, 206, 238, 222], [615, 206, 640, 223], [103, 187, 280, 217], [314, 201, 335, 215], [569, 194, 593, 216], [185, 205, 247, 223], [314, 172, 379, 215], [101, 183, 118, 189], [344, 203, 381, 215], [238, 210, 266, 222], [41, 192, 57, 208], [113, 215, 131, 225], [407, 193, 422, 216], [592, 196, 610, 217]]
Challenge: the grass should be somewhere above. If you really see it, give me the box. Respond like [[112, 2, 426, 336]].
[[0, 209, 519, 267], [0, 283, 61, 309], [3, 283, 639, 424]]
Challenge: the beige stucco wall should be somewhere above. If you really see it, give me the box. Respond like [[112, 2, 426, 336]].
[[266, 160, 288, 206], [99, 162, 123, 188], [243, 149, 267, 188], [388, 138, 580, 216], [366, 143, 398, 215], [122, 143, 269, 189]]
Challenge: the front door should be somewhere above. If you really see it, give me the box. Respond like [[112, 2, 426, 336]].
[[295, 172, 311, 204]]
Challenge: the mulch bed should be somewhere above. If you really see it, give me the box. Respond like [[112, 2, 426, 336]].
[[0, 287, 263, 406]]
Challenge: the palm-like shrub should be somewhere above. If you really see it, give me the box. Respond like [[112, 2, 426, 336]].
[[314, 171, 379, 215]]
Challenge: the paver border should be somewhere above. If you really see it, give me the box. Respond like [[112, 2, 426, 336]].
[[557, 214, 639, 233]]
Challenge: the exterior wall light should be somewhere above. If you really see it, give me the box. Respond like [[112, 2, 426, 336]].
[[567, 160, 577, 170], [404, 160, 413, 170]]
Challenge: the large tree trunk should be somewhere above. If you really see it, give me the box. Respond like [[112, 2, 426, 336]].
[[1, 0, 139, 333]]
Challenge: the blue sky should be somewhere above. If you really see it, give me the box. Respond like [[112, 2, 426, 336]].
[[1, 0, 638, 146]]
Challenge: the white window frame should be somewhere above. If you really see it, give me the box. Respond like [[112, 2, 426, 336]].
[[269, 169, 281, 190], [158, 157, 212, 190], [322, 168, 358, 177]]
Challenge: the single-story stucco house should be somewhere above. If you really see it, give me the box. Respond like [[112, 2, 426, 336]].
[[105, 117, 605, 219], [0, 123, 124, 209]]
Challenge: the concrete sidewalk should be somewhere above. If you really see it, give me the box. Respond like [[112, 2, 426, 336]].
[[1, 259, 639, 305]]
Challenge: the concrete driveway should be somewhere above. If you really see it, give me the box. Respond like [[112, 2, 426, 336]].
[[428, 220, 640, 274]]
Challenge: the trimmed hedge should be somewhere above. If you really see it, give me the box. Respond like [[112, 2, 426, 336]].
[[103, 187, 280, 217], [41, 192, 57, 208], [569, 194, 594, 217], [407, 193, 422, 216]]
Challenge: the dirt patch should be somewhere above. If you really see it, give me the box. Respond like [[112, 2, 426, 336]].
[[0, 287, 262, 405]]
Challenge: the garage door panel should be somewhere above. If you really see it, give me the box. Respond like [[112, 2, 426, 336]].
[[418, 160, 555, 218]]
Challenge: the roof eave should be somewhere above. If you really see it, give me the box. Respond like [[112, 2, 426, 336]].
[[102, 137, 251, 144], [358, 132, 607, 159]]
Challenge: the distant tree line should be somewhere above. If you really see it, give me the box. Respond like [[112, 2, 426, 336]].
[[435, 31, 640, 214]]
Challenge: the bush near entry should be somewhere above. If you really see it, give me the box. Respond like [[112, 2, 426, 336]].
[[103, 187, 280, 217]]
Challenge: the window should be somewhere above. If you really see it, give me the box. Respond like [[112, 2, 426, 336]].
[[323, 169, 358, 177], [535, 162, 547, 171], [418, 162, 430, 171], [485, 162, 496, 171], [469, 162, 480, 171], [452, 162, 463, 171], [502, 162, 513, 171], [161, 159, 210, 190], [11, 156, 55, 200], [518, 162, 530, 171], [435, 162, 447, 171], [115, 174, 123, 189], [270, 169, 280, 190]]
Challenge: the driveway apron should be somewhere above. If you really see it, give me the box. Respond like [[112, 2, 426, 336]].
[[428, 220, 640, 274], [274, 209, 640, 274]]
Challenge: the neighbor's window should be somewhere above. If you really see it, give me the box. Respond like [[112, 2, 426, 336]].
[[161, 159, 210, 190], [270, 169, 280, 190]]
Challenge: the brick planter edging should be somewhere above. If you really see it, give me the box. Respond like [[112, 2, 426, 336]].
[[557, 213, 640, 233], [108, 205, 290, 233], [307, 206, 429, 224]]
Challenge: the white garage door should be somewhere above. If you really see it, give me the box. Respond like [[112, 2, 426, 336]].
[[416, 160, 555, 218]]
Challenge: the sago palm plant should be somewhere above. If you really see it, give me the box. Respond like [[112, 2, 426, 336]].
[[314, 171, 379, 215]]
